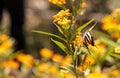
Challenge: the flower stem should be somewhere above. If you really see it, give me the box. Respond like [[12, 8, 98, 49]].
[[73, 55, 78, 78]]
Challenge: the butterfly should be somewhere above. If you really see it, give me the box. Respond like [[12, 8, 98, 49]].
[[83, 30, 94, 48], [82, 23, 96, 54]]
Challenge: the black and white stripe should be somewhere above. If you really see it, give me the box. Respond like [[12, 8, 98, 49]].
[[83, 30, 94, 46]]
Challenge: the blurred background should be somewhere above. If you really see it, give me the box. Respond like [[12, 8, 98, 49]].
[[0, 0, 120, 57]]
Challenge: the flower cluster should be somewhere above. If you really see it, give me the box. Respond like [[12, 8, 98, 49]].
[[40, 48, 72, 66], [17, 53, 34, 68], [102, 8, 120, 38], [88, 40, 106, 54], [53, 9, 71, 29], [49, 0, 66, 5], [73, 32, 83, 47], [115, 46, 120, 53], [86, 71, 108, 78], [0, 33, 14, 55], [3, 59, 19, 70]]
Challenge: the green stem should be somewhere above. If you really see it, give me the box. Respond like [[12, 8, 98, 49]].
[[73, 47, 79, 78], [75, 55, 78, 78], [73, 56, 78, 78]]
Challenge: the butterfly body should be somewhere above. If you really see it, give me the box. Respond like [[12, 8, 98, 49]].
[[83, 30, 94, 47]]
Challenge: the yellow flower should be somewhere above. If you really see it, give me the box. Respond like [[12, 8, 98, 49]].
[[40, 48, 53, 59], [88, 40, 106, 54], [38, 63, 49, 73], [82, 2, 87, 9], [49, 0, 66, 5], [61, 56, 72, 66], [109, 69, 120, 76], [101, 8, 120, 39], [73, 32, 83, 46], [84, 55, 95, 65], [0, 33, 9, 41], [78, 55, 95, 73], [78, 63, 88, 72], [52, 54, 63, 62], [53, 9, 71, 22], [115, 46, 120, 53], [3, 59, 19, 70], [111, 32, 120, 38], [65, 73, 76, 78], [53, 9, 71, 29], [49, 65, 58, 74], [0, 33, 14, 55], [57, 17, 71, 29], [112, 8, 120, 19], [17, 53, 34, 67], [86, 71, 108, 78]]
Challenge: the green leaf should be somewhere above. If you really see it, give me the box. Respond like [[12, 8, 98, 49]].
[[75, 18, 94, 32], [111, 53, 120, 59], [60, 66, 74, 75], [54, 23, 64, 34], [93, 30, 111, 39], [51, 38, 70, 55], [69, 18, 94, 43], [74, 47, 78, 61], [100, 38, 118, 48], [32, 30, 66, 42], [7, 51, 20, 59], [101, 46, 114, 62]]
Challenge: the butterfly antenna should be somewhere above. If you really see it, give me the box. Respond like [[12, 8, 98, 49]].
[[89, 22, 97, 31]]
